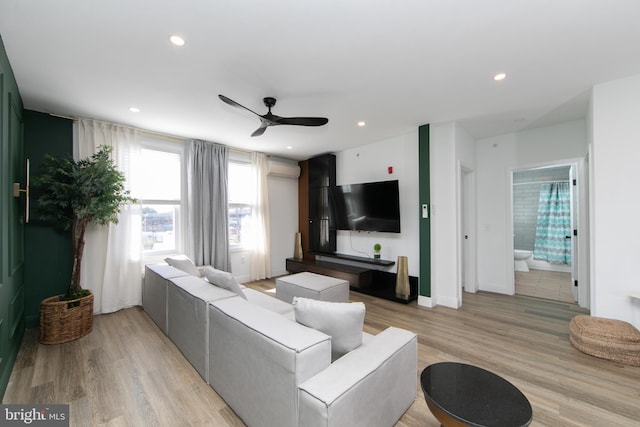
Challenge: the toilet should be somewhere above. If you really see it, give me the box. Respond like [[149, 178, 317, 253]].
[[514, 250, 532, 272]]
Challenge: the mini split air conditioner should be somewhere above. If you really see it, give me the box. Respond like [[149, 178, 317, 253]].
[[267, 160, 300, 179]]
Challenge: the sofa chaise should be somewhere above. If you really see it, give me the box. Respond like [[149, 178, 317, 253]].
[[143, 261, 417, 427]]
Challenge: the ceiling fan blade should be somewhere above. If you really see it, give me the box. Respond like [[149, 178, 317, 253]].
[[275, 116, 329, 127], [219, 94, 260, 116], [251, 125, 268, 137]]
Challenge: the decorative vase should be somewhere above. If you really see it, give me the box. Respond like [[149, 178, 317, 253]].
[[395, 256, 410, 300], [39, 292, 94, 344], [294, 232, 303, 259]]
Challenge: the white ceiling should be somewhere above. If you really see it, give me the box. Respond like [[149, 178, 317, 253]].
[[1, 1, 639, 160]]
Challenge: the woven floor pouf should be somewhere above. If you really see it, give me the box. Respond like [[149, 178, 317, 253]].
[[569, 315, 640, 367]]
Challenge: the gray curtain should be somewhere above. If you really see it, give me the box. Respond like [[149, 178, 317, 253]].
[[188, 140, 230, 271]]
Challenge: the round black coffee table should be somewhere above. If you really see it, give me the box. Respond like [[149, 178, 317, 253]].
[[421, 362, 532, 427]]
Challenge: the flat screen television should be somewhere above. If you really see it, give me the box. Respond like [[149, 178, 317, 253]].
[[329, 180, 401, 233]]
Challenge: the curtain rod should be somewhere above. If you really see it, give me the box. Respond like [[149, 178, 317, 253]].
[[513, 180, 570, 185], [50, 113, 186, 142], [48, 112, 253, 154]]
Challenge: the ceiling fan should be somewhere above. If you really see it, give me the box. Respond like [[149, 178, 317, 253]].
[[219, 94, 329, 137]]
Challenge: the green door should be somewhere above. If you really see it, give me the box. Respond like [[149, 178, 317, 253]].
[[1, 39, 26, 400]]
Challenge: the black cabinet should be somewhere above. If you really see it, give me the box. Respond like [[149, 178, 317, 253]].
[[286, 257, 372, 288], [308, 153, 336, 187], [307, 154, 336, 254], [285, 257, 418, 304]]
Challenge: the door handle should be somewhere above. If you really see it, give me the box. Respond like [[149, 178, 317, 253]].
[[12, 158, 30, 223]]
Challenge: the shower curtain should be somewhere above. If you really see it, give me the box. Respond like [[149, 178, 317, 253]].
[[533, 182, 571, 265]]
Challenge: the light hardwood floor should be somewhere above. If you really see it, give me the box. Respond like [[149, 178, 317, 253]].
[[515, 269, 575, 303], [4, 281, 640, 426]]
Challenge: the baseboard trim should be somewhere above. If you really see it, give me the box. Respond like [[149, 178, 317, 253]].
[[418, 295, 434, 308]]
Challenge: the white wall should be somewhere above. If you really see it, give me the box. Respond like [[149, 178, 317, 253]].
[[475, 120, 587, 294], [517, 120, 588, 164], [476, 133, 518, 293], [267, 175, 299, 276], [591, 73, 640, 328], [430, 122, 458, 306], [333, 131, 420, 277], [429, 122, 476, 307]]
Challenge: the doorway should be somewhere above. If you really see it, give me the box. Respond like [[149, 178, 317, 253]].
[[510, 163, 578, 304], [458, 162, 477, 301]]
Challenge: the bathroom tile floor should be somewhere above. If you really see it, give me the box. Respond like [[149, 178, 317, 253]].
[[515, 269, 575, 303]]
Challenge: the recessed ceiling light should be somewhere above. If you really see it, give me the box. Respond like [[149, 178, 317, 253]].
[[357, 121, 366, 127], [129, 107, 140, 113], [493, 73, 507, 81], [286, 146, 293, 150], [169, 35, 185, 46]]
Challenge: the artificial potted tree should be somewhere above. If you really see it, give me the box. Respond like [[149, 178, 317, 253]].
[[33, 145, 134, 344]]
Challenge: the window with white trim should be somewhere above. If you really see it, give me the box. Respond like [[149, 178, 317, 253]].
[[137, 139, 186, 256], [228, 160, 254, 249]]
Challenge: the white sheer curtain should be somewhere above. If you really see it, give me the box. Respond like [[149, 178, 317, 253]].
[[249, 152, 271, 280], [77, 119, 142, 314]]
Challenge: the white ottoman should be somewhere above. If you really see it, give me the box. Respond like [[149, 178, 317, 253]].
[[276, 272, 350, 303]]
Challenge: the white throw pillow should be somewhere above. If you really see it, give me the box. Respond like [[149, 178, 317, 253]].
[[164, 255, 201, 277], [202, 266, 247, 300], [293, 297, 365, 361]]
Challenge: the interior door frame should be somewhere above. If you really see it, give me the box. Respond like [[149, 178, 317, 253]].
[[457, 161, 477, 297], [507, 157, 589, 308]]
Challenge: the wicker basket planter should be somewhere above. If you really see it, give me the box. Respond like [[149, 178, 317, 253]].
[[39, 292, 94, 344]]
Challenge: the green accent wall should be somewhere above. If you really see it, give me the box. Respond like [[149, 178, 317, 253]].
[[0, 36, 73, 399], [1, 35, 25, 400], [419, 124, 430, 297], [24, 110, 73, 328]]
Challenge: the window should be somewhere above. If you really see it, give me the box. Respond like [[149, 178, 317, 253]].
[[228, 161, 254, 249], [137, 143, 185, 255]]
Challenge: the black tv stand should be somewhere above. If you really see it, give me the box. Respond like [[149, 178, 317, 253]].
[[286, 257, 374, 288], [285, 256, 418, 304], [313, 252, 395, 267]]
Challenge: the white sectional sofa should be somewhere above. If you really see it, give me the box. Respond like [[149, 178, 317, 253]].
[[143, 262, 417, 427]]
